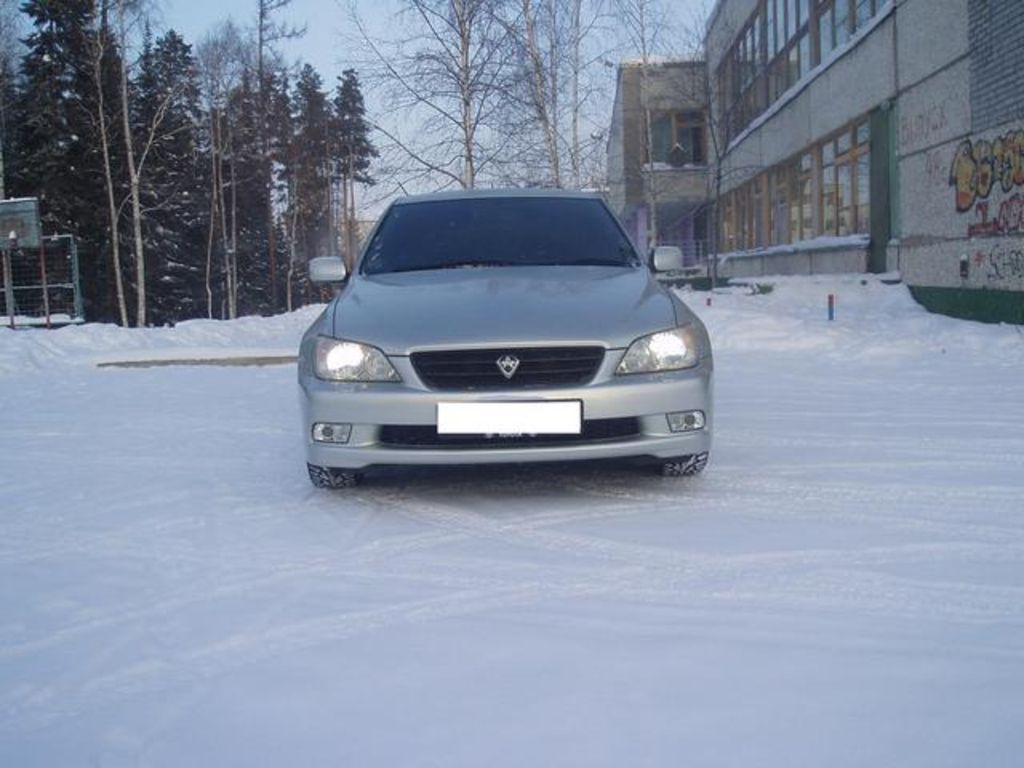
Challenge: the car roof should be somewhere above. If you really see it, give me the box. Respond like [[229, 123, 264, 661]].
[[392, 188, 603, 206]]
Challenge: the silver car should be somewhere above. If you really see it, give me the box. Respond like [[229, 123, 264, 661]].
[[298, 190, 713, 488]]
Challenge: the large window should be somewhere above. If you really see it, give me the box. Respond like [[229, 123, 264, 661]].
[[719, 118, 871, 251], [765, 0, 810, 105], [650, 112, 706, 166], [800, 152, 814, 237], [817, 0, 880, 60], [819, 120, 870, 237], [715, 8, 762, 142], [716, 0, 885, 142]]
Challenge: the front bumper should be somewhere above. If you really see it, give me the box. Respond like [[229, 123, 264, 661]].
[[299, 355, 713, 470]]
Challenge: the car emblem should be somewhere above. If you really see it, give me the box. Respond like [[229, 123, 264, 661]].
[[496, 354, 520, 379]]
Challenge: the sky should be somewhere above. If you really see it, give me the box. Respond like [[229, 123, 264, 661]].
[[159, 0, 710, 87], [159, 0, 388, 86]]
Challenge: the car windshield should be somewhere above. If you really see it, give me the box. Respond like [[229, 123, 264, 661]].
[[360, 197, 641, 275]]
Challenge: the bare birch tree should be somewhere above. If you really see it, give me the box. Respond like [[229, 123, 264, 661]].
[[500, 0, 611, 187], [87, 0, 129, 326], [352, 0, 516, 190], [676, 0, 739, 287], [197, 21, 247, 318], [612, 0, 673, 245], [110, 0, 190, 326], [256, 0, 304, 312]]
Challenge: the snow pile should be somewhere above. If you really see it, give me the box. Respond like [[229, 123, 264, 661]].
[[0, 305, 324, 377], [680, 274, 1024, 366], [4, 275, 1022, 379]]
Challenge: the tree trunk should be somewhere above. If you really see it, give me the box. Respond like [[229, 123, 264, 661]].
[[456, 0, 476, 188], [205, 108, 218, 318], [229, 124, 238, 318], [117, 1, 146, 327], [92, 19, 129, 327], [522, 0, 561, 187], [217, 113, 232, 319], [569, 0, 582, 187], [286, 192, 299, 313], [340, 162, 349, 270]]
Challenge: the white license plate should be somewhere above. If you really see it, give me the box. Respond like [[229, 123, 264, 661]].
[[437, 401, 582, 435]]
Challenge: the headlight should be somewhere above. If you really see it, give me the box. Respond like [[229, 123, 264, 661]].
[[314, 337, 401, 382], [616, 327, 701, 375]]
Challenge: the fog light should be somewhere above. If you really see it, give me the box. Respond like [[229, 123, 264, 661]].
[[667, 410, 705, 433], [312, 422, 352, 443]]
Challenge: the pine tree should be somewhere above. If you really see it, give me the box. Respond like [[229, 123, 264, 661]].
[[13, 0, 112, 319], [332, 69, 377, 268], [228, 69, 273, 317], [1, 49, 18, 200], [291, 64, 330, 261], [13, 0, 93, 229], [134, 29, 206, 325]]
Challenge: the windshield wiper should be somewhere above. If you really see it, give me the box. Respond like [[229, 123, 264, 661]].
[[434, 259, 519, 269], [378, 260, 519, 274], [556, 258, 635, 267]]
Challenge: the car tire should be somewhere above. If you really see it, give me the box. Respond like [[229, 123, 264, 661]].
[[659, 452, 709, 477], [307, 463, 363, 489]]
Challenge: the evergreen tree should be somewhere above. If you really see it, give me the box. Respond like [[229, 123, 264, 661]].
[[13, 0, 98, 239], [333, 69, 376, 186], [228, 68, 273, 317], [332, 68, 377, 267], [1, 50, 18, 200], [291, 63, 330, 262], [13, 0, 110, 318], [133, 29, 206, 325]]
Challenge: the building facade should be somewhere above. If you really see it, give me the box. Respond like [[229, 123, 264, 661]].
[[606, 61, 710, 265], [707, 0, 1024, 323]]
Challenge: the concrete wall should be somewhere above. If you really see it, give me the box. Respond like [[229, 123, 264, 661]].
[[706, 0, 758, 76], [606, 62, 710, 245], [706, 0, 1024, 320], [970, 0, 1024, 133], [713, 4, 898, 195], [647, 167, 708, 201], [718, 244, 869, 279], [606, 73, 628, 216], [895, 0, 1024, 298]]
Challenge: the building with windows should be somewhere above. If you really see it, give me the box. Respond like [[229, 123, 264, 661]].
[[606, 60, 710, 265], [707, 0, 1024, 323]]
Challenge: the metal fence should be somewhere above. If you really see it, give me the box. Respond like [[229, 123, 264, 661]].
[[1, 235, 84, 328]]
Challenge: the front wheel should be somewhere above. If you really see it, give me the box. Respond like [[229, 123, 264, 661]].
[[307, 463, 363, 489], [659, 452, 709, 477]]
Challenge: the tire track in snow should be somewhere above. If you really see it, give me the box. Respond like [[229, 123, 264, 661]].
[[4, 480, 1023, 731], [5, 532, 1022, 734], [0, 488, 647, 661]]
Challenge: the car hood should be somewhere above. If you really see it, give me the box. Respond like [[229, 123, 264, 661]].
[[330, 266, 681, 355]]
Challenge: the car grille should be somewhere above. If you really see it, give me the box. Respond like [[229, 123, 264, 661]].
[[379, 417, 640, 449], [411, 346, 605, 390]]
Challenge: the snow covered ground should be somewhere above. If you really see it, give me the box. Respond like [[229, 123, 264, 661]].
[[2, 275, 1023, 766]]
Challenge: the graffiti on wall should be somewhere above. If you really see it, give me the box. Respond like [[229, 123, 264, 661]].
[[971, 242, 1024, 281], [949, 129, 1024, 236], [901, 100, 949, 155]]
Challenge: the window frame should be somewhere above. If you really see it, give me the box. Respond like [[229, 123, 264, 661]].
[[716, 0, 883, 143], [718, 117, 871, 251]]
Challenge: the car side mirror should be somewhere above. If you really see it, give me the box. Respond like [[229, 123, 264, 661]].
[[651, 246, 684, 273], [309, 256, 348, 284]]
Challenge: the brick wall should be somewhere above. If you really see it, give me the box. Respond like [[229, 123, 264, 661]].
[[969, 0, 1024, 132]]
